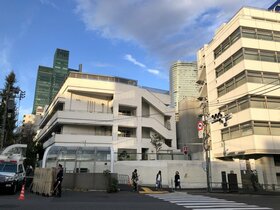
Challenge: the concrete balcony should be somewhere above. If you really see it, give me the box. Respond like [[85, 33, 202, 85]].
[[38, 110, 114, 139], [43, 134, 113, 148]]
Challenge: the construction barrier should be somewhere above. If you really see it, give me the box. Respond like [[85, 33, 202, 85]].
[[31, 168, 56, 196]]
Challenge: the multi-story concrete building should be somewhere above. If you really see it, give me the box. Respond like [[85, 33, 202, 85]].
[[32, 49, 80, 114], [36, 72, 176, 171], [170, 61, 199, 121], [197, 7, 280, 187]]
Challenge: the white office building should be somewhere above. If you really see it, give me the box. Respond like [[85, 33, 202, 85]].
[[36, 72, 176, 172], [197, 7, 280, 187]]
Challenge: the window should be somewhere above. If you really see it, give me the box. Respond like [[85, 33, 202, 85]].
[[213, 27, 241, 59], [257, 29, 273, 41], [244, 49, 259, 60], [253, 121, 270, 135], [260, 50, 276, 62], [271, 122, 280, 136], [222, 128, 230, 141], [273, 31, 280, 42], [224, 58, 233, 72], [220, 106, 228, 114], [263, 72, 279, 84], [231, 28, 241, 44], [267, 97, 280, 109], [222, 38, 230, 52], [235, 72, 246, 87], [250, 96, 266, 108], [217, 85, 226, 97], [242, 27, 256, 39], [230, 125, 240, 139], [226, 79, 235, 93], [216, 64, 224, 77], [238, 97, 250, 111], [247, 71, 262, 83], [232, 49, 243, 65], [240, 122, 253, 136], [228, 102, 238, 114]]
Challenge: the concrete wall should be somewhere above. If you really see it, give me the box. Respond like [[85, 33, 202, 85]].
[[114, 160, 241, 189], [63, 173, 117, 191]]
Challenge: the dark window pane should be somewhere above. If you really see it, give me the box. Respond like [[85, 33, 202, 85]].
[[250, 96, 266, 108], [253, 121, 270, 135], [267, 97, 280, 109], [247, 71, 262, 83], [263, 72, 279, 84], [242, 27, 256, 39], [240, 122, 253, 136], [235, 72, 246, 87], [244, 49, 259, 60], [257, 29, 273, 41], [230, 125, 241, 139], [260, 50, 276, 62], [271, 122, 280, 135]]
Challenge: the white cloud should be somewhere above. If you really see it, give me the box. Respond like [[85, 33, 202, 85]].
[[147, 69, 160, 75], [75, 0, 275, 65], [124, 54, 162, 76], [124, 54, 146, 68], [39, 0, 58, 9]]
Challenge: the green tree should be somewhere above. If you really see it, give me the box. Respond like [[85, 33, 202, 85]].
[[150, 133, 163, 153], [0, 71, 18, 148]]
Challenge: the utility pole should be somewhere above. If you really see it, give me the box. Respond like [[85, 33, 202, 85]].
[[201, 98, 212, 192], [0, 85, 25, 149]]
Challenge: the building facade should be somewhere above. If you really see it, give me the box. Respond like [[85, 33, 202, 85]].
[[32, 49, 79, 114], [197, 7, 280, 187], [170, 61, 199, 120], [36, 72, 176, 171]]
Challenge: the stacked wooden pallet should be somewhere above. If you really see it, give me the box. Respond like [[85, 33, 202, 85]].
[[31, 168, 56, 196]]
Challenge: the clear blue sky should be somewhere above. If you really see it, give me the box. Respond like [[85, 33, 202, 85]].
[[0, 0, 275, 122]]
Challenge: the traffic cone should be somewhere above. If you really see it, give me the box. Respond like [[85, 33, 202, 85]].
[[18, 184, 25, 200]]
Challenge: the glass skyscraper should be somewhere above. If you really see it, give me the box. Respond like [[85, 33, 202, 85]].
[[32, 49, 77, 113]]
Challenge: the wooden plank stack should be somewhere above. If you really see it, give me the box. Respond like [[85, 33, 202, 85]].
[[31, 168, 56, 196]]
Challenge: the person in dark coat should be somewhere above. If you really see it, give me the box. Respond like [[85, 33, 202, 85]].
[[174, 171, 181, 190], [54, 164, 63, 197], [156, 170, 162, 190], [131, 169, 139, 192]]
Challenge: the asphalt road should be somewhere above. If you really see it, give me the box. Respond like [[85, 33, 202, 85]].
[[0, 190, 185, 210], [0, 190, 279, 210]]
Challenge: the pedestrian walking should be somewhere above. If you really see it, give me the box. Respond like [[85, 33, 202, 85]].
[[131, 169, 139, 192], [155, 170, 162, 190], [53, 164, 63, 197], [174, 171, 181, 190]]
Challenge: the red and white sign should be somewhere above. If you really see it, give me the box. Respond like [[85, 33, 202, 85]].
[[197, 121, 204, 131]]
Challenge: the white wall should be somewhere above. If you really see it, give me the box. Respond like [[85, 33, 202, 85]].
[[114, 160, 241, 189]]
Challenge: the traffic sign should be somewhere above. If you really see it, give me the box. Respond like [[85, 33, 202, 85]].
[[197, 121, 204, 131]]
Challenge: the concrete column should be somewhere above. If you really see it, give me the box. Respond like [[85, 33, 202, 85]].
[[256, 156, 277, 189]]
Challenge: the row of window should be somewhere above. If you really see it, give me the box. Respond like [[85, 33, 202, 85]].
[[216, 47, 280, 78], [217, 70, 280, 97], [220, 95, 280, 114], [221, 121, 280, 141], [214, 26, 280, 59], [214, 28, 241, 58]]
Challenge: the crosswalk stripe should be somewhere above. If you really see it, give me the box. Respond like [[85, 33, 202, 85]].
[[147, 193, 272, 210], [193, 208, 272, 210]]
